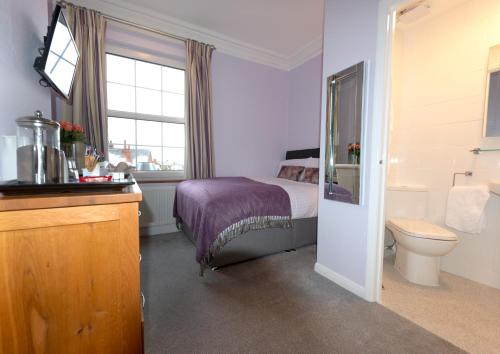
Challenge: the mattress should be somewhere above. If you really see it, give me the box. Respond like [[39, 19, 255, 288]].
[[250, 177, 318, 219]]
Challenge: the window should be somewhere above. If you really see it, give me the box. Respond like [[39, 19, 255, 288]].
[[106, 53, 186, 176]]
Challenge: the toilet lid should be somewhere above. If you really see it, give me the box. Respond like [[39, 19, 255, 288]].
[[387, 218, 457, 241]]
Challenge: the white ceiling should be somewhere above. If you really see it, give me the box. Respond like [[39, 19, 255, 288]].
[[118, 0, 324, 57]]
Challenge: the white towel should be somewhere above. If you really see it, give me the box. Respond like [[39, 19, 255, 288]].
[[445, 185, 490, 234]]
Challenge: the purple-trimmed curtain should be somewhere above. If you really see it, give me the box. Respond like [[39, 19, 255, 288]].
[[186, 40, 215, 179], [60, 3, 107, 156]]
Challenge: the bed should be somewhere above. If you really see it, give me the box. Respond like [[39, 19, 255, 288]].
[[174, 148, 320, 271]]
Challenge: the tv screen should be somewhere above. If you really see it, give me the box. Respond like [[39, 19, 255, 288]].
[[34, 5, 79, 99]]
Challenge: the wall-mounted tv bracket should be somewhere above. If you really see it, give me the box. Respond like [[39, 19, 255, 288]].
[[38, 78, 50, 87], [37, 47, 50, 88]]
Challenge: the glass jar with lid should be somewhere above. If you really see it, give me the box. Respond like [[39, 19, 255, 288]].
[[16, 111, 65, 183]]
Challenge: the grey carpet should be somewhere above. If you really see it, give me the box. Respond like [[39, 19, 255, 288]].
[[140, 233, 465, 354]]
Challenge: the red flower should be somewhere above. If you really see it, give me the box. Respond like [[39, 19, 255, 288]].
[[60, 120, 73, 131], [348, 143, 361, 152], [73, 124, 84, 133]]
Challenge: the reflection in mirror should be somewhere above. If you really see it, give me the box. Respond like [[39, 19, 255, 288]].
[[484, 45, 500, 137], [324, 62, 365, 204]]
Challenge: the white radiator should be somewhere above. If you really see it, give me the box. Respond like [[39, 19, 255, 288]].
[[138, 183, 178, 236]]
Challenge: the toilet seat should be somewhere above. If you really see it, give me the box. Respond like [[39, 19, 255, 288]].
[[387, 218, 457, 241]]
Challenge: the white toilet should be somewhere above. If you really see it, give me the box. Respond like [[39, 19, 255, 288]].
[[385, 186, 459, 286]]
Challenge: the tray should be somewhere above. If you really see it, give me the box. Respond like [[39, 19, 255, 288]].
[[0, 178, 135, 195]]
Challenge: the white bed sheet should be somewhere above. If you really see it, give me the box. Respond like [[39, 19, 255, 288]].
[[250, 177, 318, 219]]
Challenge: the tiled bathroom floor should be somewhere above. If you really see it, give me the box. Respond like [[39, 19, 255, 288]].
[[382, 254, 500, 354]]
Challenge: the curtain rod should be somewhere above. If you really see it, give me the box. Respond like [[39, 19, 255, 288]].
[[105, 15, 187, 44], [57, 0, 216, 49]]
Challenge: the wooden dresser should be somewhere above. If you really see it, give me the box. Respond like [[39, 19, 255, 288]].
[[0, 184, 143, 354]]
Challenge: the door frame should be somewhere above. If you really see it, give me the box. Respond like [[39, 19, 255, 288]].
[[364, 0, 411, 302]]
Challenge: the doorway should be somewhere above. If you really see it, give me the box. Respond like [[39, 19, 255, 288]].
[[375, 0, 500, 352]]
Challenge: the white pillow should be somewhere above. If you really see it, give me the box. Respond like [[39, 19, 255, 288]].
[[305, 158, 319, 168]]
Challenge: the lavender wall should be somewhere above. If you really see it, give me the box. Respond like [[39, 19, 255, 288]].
[[0, 0, 51, 136], [287, 55, 322, 150], [316, 0, 380, 296], [212, 51, 290, 177], [103, 21, 322, 179]]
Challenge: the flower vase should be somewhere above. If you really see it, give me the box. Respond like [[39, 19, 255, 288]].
[[61, 142, 85, 170], [61, 143, 76, 162], [348, 152, 356, 165], [74, 142, 85, 171], [348, 152, 360, 165]]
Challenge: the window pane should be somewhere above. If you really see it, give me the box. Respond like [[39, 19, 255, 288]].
[[136, 88, 161, 116], [162, 67, 185, 94], [108, 144, 125, 166], [136, 146, 162, 171], [106, 54, 135, 85], [136, 120, 162, 146], [162, 92, 184, 118], [163, 147, 184, 170], [136, 60, 161, 90], [163, 123, 185, 147], [107, 83, 135, 112], [108, 117, 136, 145], [106, 55, 186, 174], [108, 144, 136, 167]]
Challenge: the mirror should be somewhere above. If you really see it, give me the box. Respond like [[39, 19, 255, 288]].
[[324, 62, 365, 204], [484, 45, 500, 137]]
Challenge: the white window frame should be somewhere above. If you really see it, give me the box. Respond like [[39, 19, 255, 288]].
[[106, 46, 187, 181]]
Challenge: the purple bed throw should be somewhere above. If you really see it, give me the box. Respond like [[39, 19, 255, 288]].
[[173, 177, 292, 267]]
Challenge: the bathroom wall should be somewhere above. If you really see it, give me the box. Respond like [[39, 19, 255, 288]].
[[389, 0, 500, 289]]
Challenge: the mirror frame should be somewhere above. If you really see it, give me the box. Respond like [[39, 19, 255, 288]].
[[483, 44, 500, 138], [324, 61, 365, 204]]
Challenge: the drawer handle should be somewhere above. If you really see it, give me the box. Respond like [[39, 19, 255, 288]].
[[138, 210, 142, 217], [141, 292, 146, 308]]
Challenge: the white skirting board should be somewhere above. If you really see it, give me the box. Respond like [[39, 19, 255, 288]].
[[138, 182, 178, 236], [314, 262, 367, 300]]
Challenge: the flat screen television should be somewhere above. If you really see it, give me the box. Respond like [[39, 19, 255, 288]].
[[34, 5, 79, 99]]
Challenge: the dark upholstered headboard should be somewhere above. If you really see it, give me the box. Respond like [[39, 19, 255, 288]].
[[285, 148, 320, 160]]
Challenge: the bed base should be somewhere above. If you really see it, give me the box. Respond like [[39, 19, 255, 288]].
[[182, 217, 317, 268]]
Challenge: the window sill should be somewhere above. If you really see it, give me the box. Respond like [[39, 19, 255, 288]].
[[132, 171, 186, 183]]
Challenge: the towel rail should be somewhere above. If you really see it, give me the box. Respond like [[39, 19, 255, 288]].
[[452, 171, 473, 186], [470, 148, 500, 154]]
